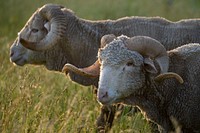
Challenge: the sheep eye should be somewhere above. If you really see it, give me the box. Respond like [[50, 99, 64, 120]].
[[126, 61, 134, 66], [32, 28, 39, 33]]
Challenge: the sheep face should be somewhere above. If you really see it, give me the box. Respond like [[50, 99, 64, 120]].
[[10, 4, 69, 68], [10, 39, 30, 66], [10, 40, 46, 66], [97, 41, 145, 105], [10, 11, 48, 66]]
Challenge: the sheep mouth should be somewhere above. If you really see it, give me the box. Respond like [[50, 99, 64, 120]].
[[10, 57, 26, 66], [98, 97, 117, 106], [64, 71, 69, 75]]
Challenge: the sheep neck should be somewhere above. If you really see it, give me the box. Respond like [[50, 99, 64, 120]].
[[121, 79, 174, 131]]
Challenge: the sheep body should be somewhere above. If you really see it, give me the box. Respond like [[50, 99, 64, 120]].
[[97, 35, 200, 132]]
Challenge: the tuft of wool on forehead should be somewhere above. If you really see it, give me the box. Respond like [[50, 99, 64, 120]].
[[98, 35, 143, 66]]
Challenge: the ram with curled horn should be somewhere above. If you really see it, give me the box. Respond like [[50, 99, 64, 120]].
[[79, 35, 200, 132], [62, 34, 183, 84]]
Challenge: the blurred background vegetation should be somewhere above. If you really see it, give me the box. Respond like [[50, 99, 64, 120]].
[[0, 0, 200, 132], [1, 0, 200, 39]]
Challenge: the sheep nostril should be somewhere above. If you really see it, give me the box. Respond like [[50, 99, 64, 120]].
[[100, 91, 108, 99], [10, 51, 14, 57], [102, 91, 108, 98]]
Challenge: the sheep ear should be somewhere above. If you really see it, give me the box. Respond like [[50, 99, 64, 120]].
[[143, 58, 158, 74], [44, 22, 50, 32], [100, 34, 116, 47]]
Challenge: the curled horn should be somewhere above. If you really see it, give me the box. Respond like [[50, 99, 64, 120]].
[[125, 36, 169, 74], [62, 60, 100, 77], [62, 34, 116, 77], [125, 36, 183, 83], [154, 72, 184, 84], [20, 4, 67, 51]]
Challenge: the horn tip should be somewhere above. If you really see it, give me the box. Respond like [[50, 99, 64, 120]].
[[62, 64, 70, 73], [154, 72, 184, 84]]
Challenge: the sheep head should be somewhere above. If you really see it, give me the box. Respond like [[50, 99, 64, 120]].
[[10, 4, 66, 66], [63, 35, 183, 105]]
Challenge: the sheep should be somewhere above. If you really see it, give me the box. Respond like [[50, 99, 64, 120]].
[[66, 35, 200, 132], [9, 3, 200, 132]]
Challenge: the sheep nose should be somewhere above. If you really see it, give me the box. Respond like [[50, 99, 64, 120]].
[[98, 90, 109, 104]]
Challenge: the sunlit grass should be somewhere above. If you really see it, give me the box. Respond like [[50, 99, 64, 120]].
[[0, 37, 150, 132], [1, 0, 200, 132]]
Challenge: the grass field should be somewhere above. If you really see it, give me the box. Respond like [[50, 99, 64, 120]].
[[1, 0, 200, 132]]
